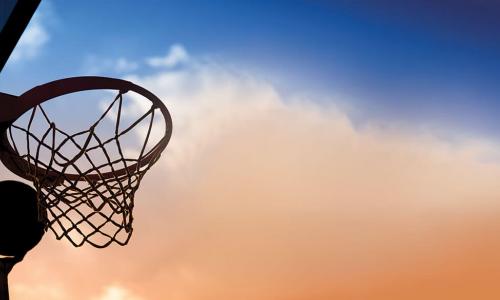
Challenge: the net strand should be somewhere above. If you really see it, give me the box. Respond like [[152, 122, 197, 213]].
[[5, 91, 164, 248]]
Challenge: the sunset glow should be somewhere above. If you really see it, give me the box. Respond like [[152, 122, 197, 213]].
[[2, 1, 500, 299]]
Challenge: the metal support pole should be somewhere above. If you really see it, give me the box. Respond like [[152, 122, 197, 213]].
[[0, 257, 22, 300], [0, 259, 10, 300]]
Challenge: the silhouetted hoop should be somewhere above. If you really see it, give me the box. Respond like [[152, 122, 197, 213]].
[[0, 76, 172, 183], [0, 76, 172, 247]]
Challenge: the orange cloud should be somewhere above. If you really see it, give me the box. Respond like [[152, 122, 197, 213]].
[[6, 49, 500, 299]]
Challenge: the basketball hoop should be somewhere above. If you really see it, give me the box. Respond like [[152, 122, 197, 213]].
[[0, 3, 173, 299], [0, 76, 173, 248]]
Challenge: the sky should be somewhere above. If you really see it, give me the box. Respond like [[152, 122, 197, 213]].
[[2, 0, 500, 137], [2, 1, 500, 299]]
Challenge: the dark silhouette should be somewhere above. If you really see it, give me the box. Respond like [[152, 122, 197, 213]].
[[1, 2, 44, 299], [0, 2, 173, 299], [0, 181, 45, 300], [0, 0, 41, 73], [0, 76, 172, 248], [0, 76, 172, 297]]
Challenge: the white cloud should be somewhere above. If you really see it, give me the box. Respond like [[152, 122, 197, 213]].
[[146, 44, 189, 68], [10, 17, 49, 62], [9, 4, 51, 62], [83, 56, 139, 74], [7, 44, 500, 299], [11, 283, 69, 300], [82, 43, 188, 75], [115, 58, 139, 73], [91, 285, 144, 300]]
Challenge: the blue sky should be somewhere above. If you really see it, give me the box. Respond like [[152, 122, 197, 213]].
[[5, 3, 500, 299], [2, 0, 500, 139]]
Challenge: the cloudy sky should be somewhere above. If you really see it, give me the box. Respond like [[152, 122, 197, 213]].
[[2, 1, 500, 299]]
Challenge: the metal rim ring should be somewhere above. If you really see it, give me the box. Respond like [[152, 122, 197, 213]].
[[0, 76, 172, 183]]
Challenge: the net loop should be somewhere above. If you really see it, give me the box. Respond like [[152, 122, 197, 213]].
[[1, 83, 170, 248]]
